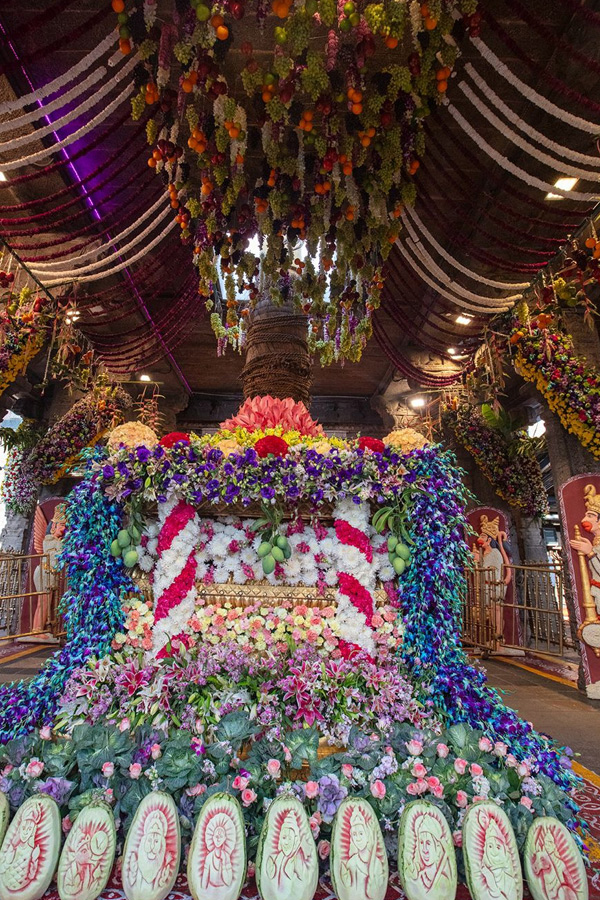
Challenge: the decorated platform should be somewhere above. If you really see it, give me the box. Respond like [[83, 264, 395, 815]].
[[0, 396, 592, 900]]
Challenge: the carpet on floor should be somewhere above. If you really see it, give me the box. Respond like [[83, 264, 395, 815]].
[[40, 773, 600, 900]]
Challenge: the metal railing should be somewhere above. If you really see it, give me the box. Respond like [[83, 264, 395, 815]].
[[0, 553, 64, 642], [462, 561, 573, 658]]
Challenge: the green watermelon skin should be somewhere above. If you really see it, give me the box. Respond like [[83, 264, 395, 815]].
[[397, 800, 457, 900], [330, 797, 389, 900], [121, 791, 181, 900], [0, 793, 61, 900], [255, 793, 318, 900], [57, 800, 116, 900], [463, 801, 523, 900], [0, 793, 9, 848], [187, 792, 246, 900], [524, 817, 588, 900]]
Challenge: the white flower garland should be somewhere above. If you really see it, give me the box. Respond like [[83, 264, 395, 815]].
[[0, 34, 117, 114], [397, 241, 513, 315], [402, 215, 522, 306], [472, 37, 600, 135], [463, 64, 600, 168], [0, 83, 134, 172], [0, 70, 106, 136], [31, 195, 171, 273], [0, 55, 138, 152], [446, 105, 599, 202], [402, 207, 530, 290], [457, 81, 600, 181]]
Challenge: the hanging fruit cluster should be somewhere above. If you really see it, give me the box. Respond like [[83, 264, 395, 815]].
[[120, 0, 477, 363], [257, 532, 292, 575], [111, 523, 142, 569]]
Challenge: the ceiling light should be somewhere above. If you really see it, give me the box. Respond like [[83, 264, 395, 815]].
[[456, 315, 472, 325], [0, 171, 7, 182], [409, 397, 425, 409], [139, 373, 151, 382], [545, 177, 578, 200]]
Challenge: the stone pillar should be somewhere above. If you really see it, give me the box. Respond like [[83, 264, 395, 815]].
[[240, 298, 312, 406]]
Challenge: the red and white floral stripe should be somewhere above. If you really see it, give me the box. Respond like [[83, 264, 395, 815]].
[[333, 499, 377, 656], [151, 494, 200, 654]]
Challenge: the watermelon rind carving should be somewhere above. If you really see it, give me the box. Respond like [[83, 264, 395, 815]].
[[255, 793, 318, 900], [0, 793, 61, 900], [463, 800, 523, 900], [57, 800, 116, 900], [122, 791, 181, 900], [187, 792, 246, 900], [330, 796, 389, 900], [524, 816, 588, 900], [397, 800, 457, 900]]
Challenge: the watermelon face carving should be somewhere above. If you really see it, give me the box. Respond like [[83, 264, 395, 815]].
[[256, 794, 318, 900], [524, 817, 588, 900], [57, 801, 116, 900], [398, 801, 457, 900], [0, 794, 61, 900], [0, 793, 9, 848], [330, 797, 389, 900], [122, 791, 181, 900], [463, 801, 523, 900], [187, 792, 246, 900]]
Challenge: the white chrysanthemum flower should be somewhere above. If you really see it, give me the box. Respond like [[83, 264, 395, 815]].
[[324, 568, 338, 586], [138, 554, 154, 573]]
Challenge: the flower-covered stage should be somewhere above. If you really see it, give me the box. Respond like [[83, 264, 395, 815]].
[[0, 396, 591, 900]]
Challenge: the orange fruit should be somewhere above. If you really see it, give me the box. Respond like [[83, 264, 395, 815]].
[[182, 79, 193, 92], [437, 79, 448, 92], [216, 24, 229, 39], [385, 35, 398, 48], [112, 0, 125, 11], [424, 16, 437, 29]]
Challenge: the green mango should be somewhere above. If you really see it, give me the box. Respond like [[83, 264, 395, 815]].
[[110, 540, 122, 558], [262, 555, 276, 575], [123, 549, 139, 568], [387, 535, 398, 552], [117, 529, 131, 549], [130, 525, 141, 544], [283, 545, 292, 559], [271, 546, 285, 563], [393, 557, 406, 576], [396, 543, 411, 561], [275, 535, 289, 550], [257, 541, 273, 558]]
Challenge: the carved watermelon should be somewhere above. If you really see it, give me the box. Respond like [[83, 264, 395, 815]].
[[255, 793, 318, 900], [524, 816, 588, 900], [0, 793, 61, 900], [0, 793, 9, 847], [463, 800, 523, 900], [330, 797, 388, 900], [57, 800, 116, 900], [187, 792, 246, 900], [397, 800, 457, 900], [121, 791, 181, 900]]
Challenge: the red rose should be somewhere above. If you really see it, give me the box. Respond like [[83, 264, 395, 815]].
[[254, 435, 289, 458], [358, 436, 385, 454], [337, 639, 373, 663], [159, 431, 190, 448]]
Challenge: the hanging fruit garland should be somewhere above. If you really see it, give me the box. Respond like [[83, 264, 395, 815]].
[[115, 0, 479, 363], [0, 285, 52, 397]]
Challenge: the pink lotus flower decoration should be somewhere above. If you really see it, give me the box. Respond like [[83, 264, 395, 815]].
[[221, 395, 324, 436]]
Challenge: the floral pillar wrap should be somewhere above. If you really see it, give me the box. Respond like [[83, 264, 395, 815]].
[[333, 499, 377, 657], [152, 494, 201, 655]]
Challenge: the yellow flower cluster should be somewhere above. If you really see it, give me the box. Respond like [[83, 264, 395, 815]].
[[516, 356, 600, 459], [383, 428, 429, 453], [196, 428, 349, 451], [108, 422, 159, 451], [0, 331, 44, 398]]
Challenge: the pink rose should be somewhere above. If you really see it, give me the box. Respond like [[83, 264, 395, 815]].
[[517, 763, 530, 778], [39, 726, 52, 741], [104, 788, 114, 804], [283, 746, 292, 763], [506, 754, 518, 768], [494, 741, 508, 757], [186, 784, 207, 797], [305, 781, 319, 799], [25, 759, 44, 779], [2, 764, 13, 776], [520, 796, 533, 810], [470, 763, 483, 777], [456, 790, 468, 808], [118, 718, 130, 733], [266, 759, 281, 778], [129, 763, 142, 780], [309, 814, 320, 838], [436, 743, 449, 758], [102, 762, 115, 778], [151, 743, 162, 760], [370, 780, 386, 800], [431, 783, 444, 799], [426, 776, 441, 790], [318, 840, 331, 860], [241, 788, 257, 807], [454, 758, 468, 775], [415, 779, 428, 795], [62, 816, 73, 834], [412, 762, 427, 779], [342, 764, 354, 778], [406, 782, 419, 795], [406, 739, 423, 756], [233, 775, 249, 791], [453, 831, 463, 848], [478, 737, 493, 753]]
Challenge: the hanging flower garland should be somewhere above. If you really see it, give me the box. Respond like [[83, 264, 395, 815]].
[[120, 0, 479, 363], [443, 402, 548, 517], [510, 318, 600, 459], [0, 447, 40, 517], [0, 287, 51, 398]]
